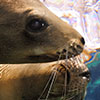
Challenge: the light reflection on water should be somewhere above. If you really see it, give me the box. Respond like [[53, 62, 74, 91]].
[[41, 0, 100, 100]]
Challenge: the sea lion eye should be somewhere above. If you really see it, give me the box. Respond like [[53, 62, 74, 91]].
[[26, 18, 48, 32]]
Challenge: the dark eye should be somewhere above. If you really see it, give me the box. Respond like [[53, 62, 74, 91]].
[[26, 18, 48, 32]]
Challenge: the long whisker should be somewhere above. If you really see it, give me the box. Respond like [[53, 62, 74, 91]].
[[65, 47, 69, 64], [79, 93, 83, 100], [76, 56, 82, 66], [38, 53, 62, 100], [44, 52, 66, 100], [67, 88, 80, 92], [45, 71, 57, 100], [57, 52, 63, 64], [63, 72, 67, 100], [38, 72, 54, 100], [66, 90, 84, 100], [66, 94, 77, 100], [58, 49, 68, 99], [44, 53, 67, 100]]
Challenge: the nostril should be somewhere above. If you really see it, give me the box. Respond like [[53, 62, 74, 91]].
[[79, 71, 91, 80], [80, 37, 85, 45], [62, 49, 67, 53]]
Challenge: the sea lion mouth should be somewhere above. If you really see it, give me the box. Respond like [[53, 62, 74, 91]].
[[28, 53, 65, 63], [37, 50, 90, 100], [28, 40, 83, 63], [27, 53, 77, 63], [28, 47, 82, 63]]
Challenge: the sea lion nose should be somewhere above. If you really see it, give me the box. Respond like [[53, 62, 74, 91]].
[[80, 37, 85, 45], [79, 70, 91, 82]]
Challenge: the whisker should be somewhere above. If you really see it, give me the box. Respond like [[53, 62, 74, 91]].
[[67, 88, 83, 93], [65, 47, 71, 70], [68, 89, 79, 92], [38, 70, 57, 100], [65, 52, 68, 64], [63, 72, 67, 100], [66, 89, 84, 100], [65, 47, 69, 62], [55, 52, 63, 65], [45, 71, 57, 100], [66, 95, 77, 100], [79, 93, 83, 100], [76, 56, 82, 66], [38, 50, 64, 100]]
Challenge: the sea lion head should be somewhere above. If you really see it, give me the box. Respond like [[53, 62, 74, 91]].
[[0, 0, 90, 100], [0, 0, 85, 63]]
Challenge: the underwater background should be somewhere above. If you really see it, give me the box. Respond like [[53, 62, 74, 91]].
[[41, 0, 100, 100]]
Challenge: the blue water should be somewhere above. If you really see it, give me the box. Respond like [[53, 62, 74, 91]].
[[85, 53, 100, 100]]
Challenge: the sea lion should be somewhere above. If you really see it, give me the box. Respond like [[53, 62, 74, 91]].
[[0, 0, 90, 100], [0, 0, 85, 63]]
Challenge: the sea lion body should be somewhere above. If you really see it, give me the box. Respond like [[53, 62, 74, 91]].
[[0, 0, 90, 100]]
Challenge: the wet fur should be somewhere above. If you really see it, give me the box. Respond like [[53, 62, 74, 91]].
[[0, 0, 87, 100], [0, 0, 83, 63]]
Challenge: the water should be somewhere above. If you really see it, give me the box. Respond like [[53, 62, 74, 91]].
[[41, 0, 100, 100]]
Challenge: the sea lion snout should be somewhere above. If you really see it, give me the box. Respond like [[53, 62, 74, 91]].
[[79, 70, 91, 82]]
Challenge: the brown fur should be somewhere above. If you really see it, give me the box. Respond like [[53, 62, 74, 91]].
[[0, 0, 88, 100], [0, 0, 84, 63]]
